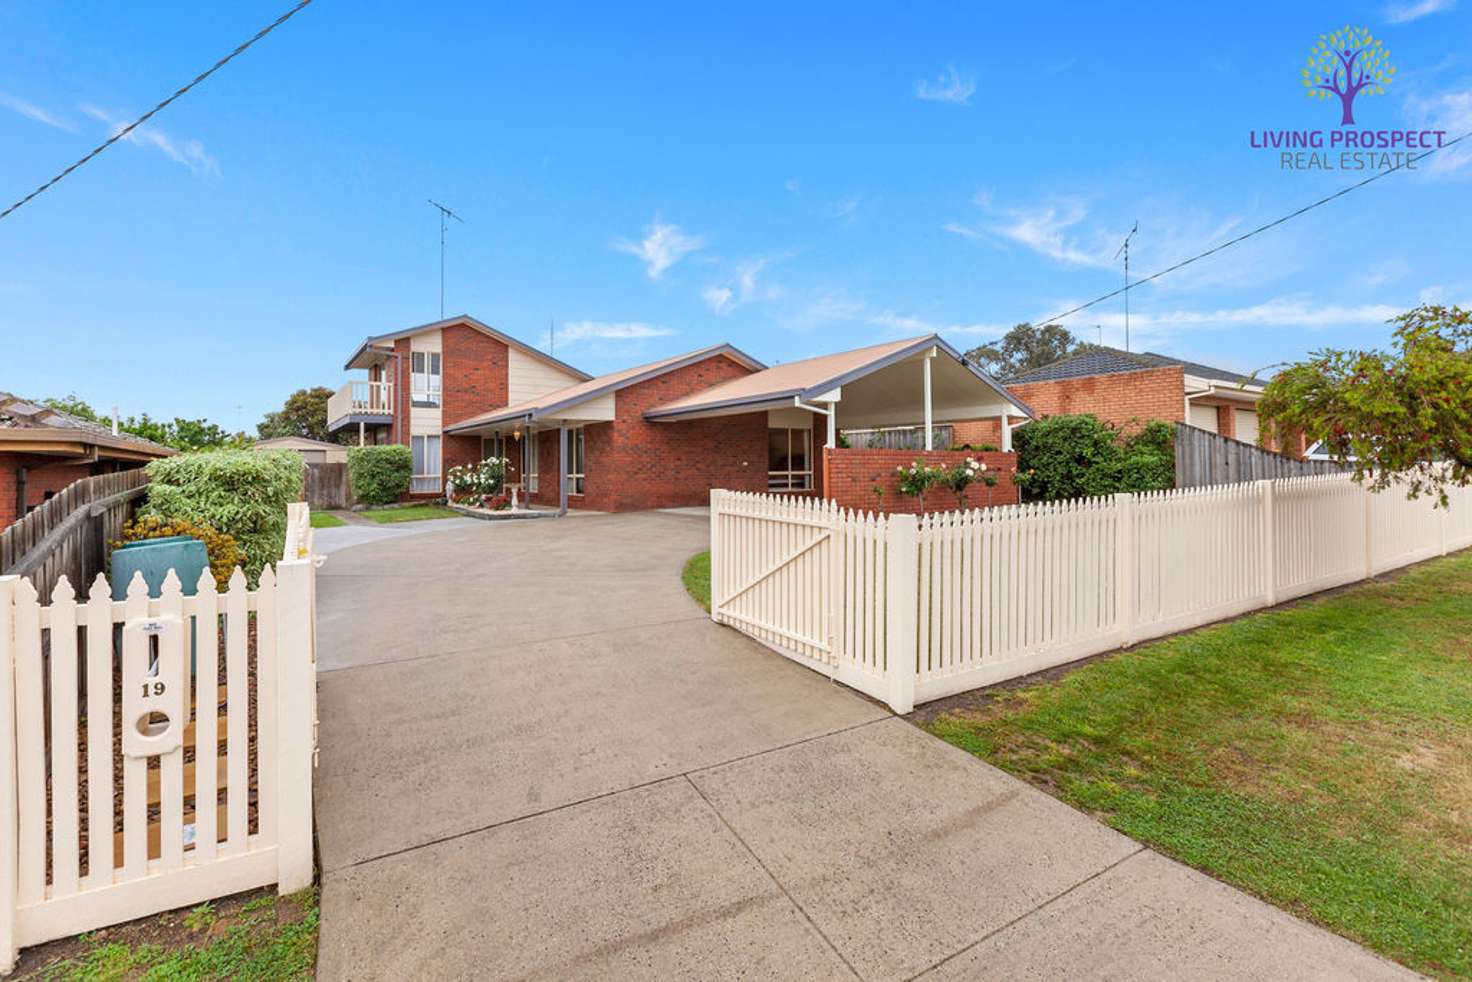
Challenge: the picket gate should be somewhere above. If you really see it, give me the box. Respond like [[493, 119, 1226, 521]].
[[710, 474, 1472, 713], [0, 503, 319, 969]]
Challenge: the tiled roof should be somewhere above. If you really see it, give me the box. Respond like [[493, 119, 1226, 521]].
[[0, 393, 175, 455], [1009, 346, 1259, 386]]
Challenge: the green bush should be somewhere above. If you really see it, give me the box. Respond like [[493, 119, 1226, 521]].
[[1013, 415, 1174, 501], [140, 450, 304, 583], [348, 445, 413, 505]]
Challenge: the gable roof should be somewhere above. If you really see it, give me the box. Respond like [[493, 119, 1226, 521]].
[[343, 314, 592, 381], [443, 343, 767, 432], [0, 393, 175, 458], [644, 335, 1035, 420], [1010, 346, 1259, 387]]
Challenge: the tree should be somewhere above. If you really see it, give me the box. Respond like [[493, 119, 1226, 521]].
[[257, 386, 342, 443], [1258, 304, 1471, 504], [1302, 25, 1394, 126], [1011, 415, 1174, 501], [42, 394, 245, 451], [964, 323, 1085, 381]]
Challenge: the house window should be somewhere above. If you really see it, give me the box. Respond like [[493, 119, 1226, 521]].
[[768, 427, 812, 490], [411, 434, 441, 492], [526, 430, 539, 494], [566, 427, 585, 495], [411, 351, 442, 407], [482, 434, 504, 460]]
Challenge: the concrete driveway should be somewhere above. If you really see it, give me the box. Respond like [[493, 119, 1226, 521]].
[[313, 511, 1411, 981]]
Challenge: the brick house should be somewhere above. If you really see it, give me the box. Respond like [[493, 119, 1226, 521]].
[[0, 394, 174, 532], [330, 318, 1034, 512], [952, 346, 1306, 455]]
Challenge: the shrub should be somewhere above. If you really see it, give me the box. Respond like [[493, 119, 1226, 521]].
[[140, 449, 304, 583], [940, 457, 999, 509], [111, 515, 244, 590], [1012, 415, 1174, 501], [896, 460, 945, 513], [347, 445, 412, 505], [446, 456, 508, 507]]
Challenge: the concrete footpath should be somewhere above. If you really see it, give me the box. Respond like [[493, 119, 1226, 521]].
[[312, 511, 1413, 980]]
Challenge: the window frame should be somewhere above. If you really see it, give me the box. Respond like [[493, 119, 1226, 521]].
[[565, 426, 586, 495], [410, 350, 442, 407], [767, 427, 813, 491], [410, 433, 442, 492]]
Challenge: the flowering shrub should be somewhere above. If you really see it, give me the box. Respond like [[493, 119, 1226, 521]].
[[447, 456, 508, 507], [111, 515, 245, 590], [942, 457, 998, 509], [896, 461, 944, 513]]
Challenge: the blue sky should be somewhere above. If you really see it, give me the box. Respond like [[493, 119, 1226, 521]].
[[2, 1, 1469, 432]]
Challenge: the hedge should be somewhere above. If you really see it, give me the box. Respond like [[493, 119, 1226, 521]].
[[1013, 415, 1174, 501], [348, 445, 413, 505], [140, 449, 304, 584]]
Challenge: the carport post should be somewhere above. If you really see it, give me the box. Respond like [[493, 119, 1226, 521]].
[[922, 349, 935, 451], [558, 426, 568, 515]]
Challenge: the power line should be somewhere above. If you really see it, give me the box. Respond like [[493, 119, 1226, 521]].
[[1034, 131, 1471, 330], [0, 0, 314, 223]]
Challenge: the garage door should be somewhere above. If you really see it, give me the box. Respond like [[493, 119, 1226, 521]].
[[1234, 409, 1259, 446], [1188, 403, 1218, 433]]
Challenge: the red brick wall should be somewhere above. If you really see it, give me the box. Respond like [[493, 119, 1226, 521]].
[[529, 354, 768, 511], [393, 338, 412, 447], [822, 448, 1019, 515], [0, 456, 135, 530], [441, 324, 510, 476], [1007, 365, 1186, 429], [949, 418, 1004, 449]]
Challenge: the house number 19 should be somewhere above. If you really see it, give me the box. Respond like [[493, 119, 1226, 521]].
[[141, 681, 166, 698]]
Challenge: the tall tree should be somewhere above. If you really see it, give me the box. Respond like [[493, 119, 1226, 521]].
[[1258, 304, 1471, 503], [257, 386, 342, 443], [964, 323, 1084, 380]]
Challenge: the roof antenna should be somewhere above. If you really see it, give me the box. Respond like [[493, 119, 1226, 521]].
[[427, 199, 464, 319], [1113, 222, 1138, 352]]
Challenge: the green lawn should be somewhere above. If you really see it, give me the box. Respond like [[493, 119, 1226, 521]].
[[25, 888, 317, 980], [683, 551, 711, 612], [923, 551, 1472, 979], [309, 511, 347, 528], [361, 504, 459, 524]]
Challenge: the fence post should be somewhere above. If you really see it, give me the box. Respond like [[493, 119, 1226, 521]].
[[884, 514, 918, 714], [1363, 483, 1374, 579], [709, 490, 722, 623], [1258, 480, 1276, 606], [274, 559, 316, 895], [1111, 494, 1136, 647], [0, 577, 17, 972]]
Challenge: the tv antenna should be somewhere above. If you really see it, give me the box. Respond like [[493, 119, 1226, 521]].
[[427, 199, 464, 319], [1114, 222, 1138, 352]]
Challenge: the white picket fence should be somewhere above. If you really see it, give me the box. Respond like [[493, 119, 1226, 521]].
[[710, 474, 1472, 713], [0, 503, 319, 969]]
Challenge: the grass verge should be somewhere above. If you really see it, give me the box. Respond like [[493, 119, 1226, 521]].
[[19, 887, 318, 980], [309, 511, 347, 529], [362, 504, 459, 524], [921, 550, 1472, 979], [683, 551, 711, 612]]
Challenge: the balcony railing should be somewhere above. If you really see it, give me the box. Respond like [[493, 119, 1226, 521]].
[[327, 380, 394, 429]]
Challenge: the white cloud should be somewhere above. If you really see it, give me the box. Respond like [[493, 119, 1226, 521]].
[[1365, 258, 1410, 287], [915, 65, 976, 105], [612, 220, 703, 279], [1403, 88, 1472, 175], [829, 197, 860, 221], [1383, 0, 1455, 23], [869, 309, 1009, 339], [784, 178, 801, 194], [0, 92, 75, 131], [1064, 298, 1402, 345], [948, 198, 1113, 268], [703, 257, 783, 314], [79, 104, 217, 175], [556, 321, 677, 343]]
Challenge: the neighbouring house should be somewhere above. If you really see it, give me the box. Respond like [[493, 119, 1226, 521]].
[[328, 317, 1034, 512], [953, 345, 1306, 455], [252, 436, 350, 464], [0, 393, 174, 532]]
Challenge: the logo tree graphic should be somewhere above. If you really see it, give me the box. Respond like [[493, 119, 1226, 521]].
[[1303, 26, 1394, 126]]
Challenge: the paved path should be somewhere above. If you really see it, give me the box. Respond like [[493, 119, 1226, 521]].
[[313, 512, 1412, 980]]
